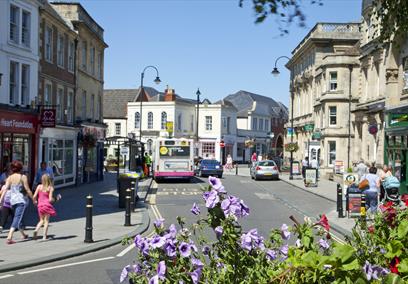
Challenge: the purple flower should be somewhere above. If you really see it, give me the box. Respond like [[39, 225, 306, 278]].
[[266, 249, 277, 261], [280, 244, 289, 255], [164, 240, 177, 257], [363, 261, 374, 281], [179, 242, 192, 258], [319, 239, 330, 250], [240, 229, 265, 251], [134, 235, 145, 248], [153, 218, 165, 228], [120, 265, 130, 283], [149, 275, 159, 284], [191, 203, 200, 215], [221, 195, 250, 219], [202, 245, 210, 255], [164, 224, 177, 240], [150, 235, 165, 249], [157, 261, 166, 280], [364, 261, 389, 280], [215, 226, 223, 238], [203, 190, 219, 208], [133, 264, 142, 274], [280, 224, 291, 240], [190, 268, 202, 284], [192, 257, 204, 268], [208, 176, 226, 193]]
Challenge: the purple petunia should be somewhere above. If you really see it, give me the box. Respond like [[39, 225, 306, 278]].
[[191, 203, 200, 215], [319, 238, 330, 250], [179, 242, 192, 258], [164, 239, 177, 257], [280, 224, 291, 240], [363, 261, 389, 281], [266, 249, 277, 261], [280, 244, 289, 255], [190, 268, 202, 284], [221, 195, 250, 219], [150, 235, 165, 249], [120, 265, 130, 283], [192, 257, 204, 268], [202, 245, 210, 255], [240, 229, 265, 251], [153, 218, 164, 228], [148, 275, 159, 284], [208, 176, 226, 193], [157, 261, 166, 280], [203, 190, 220, 208], [215, 226, 223, 238]]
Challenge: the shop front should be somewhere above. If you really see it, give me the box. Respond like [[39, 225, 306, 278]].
[[0, 108, 39, 183], [77, 124, 106, 184], [384, 108, 408, 194], [39, 127, 78, 188]]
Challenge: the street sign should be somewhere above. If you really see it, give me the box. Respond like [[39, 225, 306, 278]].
[[120, 147, 129, 156]]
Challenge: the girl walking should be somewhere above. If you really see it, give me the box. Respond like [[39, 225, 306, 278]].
[[0, 160, 35, 244], [33, 174, 57, 240]]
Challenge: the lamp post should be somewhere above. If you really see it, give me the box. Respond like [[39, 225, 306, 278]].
[[139, 66, 161, 141], [195, 88, 201, 158], [271, 55, 294, 179]]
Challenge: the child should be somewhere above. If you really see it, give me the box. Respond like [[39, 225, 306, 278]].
[[33, 174, 57, 240]]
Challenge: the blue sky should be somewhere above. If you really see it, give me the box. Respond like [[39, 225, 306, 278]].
[[78, 0, 362, 106]]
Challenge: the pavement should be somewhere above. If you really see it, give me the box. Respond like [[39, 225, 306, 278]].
[[224, 165, 356, 237], [0, 172, 151, 273]]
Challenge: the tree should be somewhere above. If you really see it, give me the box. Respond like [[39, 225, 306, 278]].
[[240, 0, 408, 43]]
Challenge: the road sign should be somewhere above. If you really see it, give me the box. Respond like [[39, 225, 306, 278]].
[[120, 147, 129, 156]]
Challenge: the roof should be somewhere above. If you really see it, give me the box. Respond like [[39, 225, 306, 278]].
[[224, 90, 288, 118], [103, 87, 160, 118]]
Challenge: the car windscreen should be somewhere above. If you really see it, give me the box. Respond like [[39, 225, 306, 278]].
[[257, 161, 275, 167]]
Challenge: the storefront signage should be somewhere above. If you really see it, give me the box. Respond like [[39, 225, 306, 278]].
[[304, 124, 314, 132], [0, 110, 38, 134], [40, 109, 56, 127], [389, 113, 408, 128]]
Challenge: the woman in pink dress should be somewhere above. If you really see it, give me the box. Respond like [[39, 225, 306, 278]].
[[33, 174, 56, 240]]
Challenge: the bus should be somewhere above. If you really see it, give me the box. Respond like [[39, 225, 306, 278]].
[[153, 138, 194, 181]]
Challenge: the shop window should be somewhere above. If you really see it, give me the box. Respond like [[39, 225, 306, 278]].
[[328, 141, 336, 166]]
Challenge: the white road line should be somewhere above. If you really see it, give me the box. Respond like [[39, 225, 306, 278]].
[[116, 243, 135, 257], [17, 257, 115, 275], [0, 274, 14, 279]]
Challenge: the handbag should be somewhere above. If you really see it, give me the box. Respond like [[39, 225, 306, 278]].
[[358, 178, 369, 190]]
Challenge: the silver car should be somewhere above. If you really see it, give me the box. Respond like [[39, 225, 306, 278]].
[[250, 160, 279, 180]]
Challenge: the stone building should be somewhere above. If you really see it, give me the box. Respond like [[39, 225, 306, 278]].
[[51, 2, 108, 184], [286, 23, 360, 175], [38, 2, 78, 188]]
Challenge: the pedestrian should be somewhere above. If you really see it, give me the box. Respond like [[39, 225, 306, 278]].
[[32, 174, 58, 240], [0, 183, 14, 233], [354, 159, 368, 180], [301, 157, 309, 178], [310, 157, 318, 169], [360, 166, 380, 214], [144, 152, 152, 177], [0, 163, 11, 185], [251, 152, 257, 167], [33, 161, 54, 190], [0, 160, 35, 244], [225, 154, 233, 171]]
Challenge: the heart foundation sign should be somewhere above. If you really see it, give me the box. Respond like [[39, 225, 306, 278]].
[[40, 109, 56, 127]]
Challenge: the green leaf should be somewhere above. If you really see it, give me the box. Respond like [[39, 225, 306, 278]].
[[341, 259, 360, 271], [385, 241, 403, 258], [333, 244, 355, 264], [301, 251, 318, 267], [397, 219, 408, 239], [383, 273, 403, 284], [397, 258, 408, 273]]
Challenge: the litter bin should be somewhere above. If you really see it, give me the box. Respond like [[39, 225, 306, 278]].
[[118, 172, 140, 208]]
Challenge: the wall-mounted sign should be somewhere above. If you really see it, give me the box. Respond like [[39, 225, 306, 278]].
[[0, 110, 38, 134], [389, 113, 408, 128], [312, 131, 322, 140], [304, 124, 314, 132], [40, 109, 56, 128]]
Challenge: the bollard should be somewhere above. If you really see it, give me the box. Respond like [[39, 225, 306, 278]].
[[130, 181, 135, 211], [84, 194, 93, 243], [124, 188, 131, 226], [360, 193, 366, 219], [235, 163, 238, 175], [337, 183, 344, 218]]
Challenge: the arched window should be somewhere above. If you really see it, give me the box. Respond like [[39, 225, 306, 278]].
[[148, 112, 153, 129], [161, 112, 167, 129], [134, 112, 140, 129]]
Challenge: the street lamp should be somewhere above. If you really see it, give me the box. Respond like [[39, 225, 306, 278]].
[[139, 66, 161, 141], [271, 55, 295, 180], [195, 88, 201, 157]]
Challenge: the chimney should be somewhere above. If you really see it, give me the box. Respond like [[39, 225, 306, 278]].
[[164, 85, 176, 101]]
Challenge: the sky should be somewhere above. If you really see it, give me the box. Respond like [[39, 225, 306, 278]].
[[77, 0, 362, 106]]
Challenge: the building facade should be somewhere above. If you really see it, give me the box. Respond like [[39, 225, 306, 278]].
[[38, 2, 78, 188], [51, 2, 108, 184], [286, 23, 360, 176], [0, 0, 43, 182]]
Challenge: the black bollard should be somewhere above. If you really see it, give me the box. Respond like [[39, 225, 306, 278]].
[[235, 163, 238, 175], [84, 194, 93, 243], [337, 183, 344, 218], [124, 188, 131, 226], [130, 181, 135, 211]]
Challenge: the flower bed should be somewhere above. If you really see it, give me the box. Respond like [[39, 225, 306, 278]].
[[120, 177, 408, 283]]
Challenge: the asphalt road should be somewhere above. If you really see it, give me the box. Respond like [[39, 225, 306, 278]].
[[0, 175, 336, 284]]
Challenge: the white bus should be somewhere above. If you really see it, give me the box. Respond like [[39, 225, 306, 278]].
[[153, 138, 194, 181]]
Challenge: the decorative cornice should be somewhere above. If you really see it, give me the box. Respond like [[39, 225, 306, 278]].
[[385, 68, 399, 83]]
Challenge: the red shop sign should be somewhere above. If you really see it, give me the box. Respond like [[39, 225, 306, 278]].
[[40, 109, 56, 128], [0, 109, 38, 134]]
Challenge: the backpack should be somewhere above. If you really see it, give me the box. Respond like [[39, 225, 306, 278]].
[[383, 176, 400, 190]]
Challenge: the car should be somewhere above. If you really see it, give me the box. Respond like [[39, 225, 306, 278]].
[[250, 160, 279, 180], [196, 159, 223, 178]]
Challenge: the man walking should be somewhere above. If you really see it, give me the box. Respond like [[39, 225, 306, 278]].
[[33, 161, 54, 189]]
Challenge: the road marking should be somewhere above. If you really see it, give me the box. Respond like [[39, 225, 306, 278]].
[[0, 274, 14, 279], [254, 192, 276, 200], [116, 243, 135, 257], [17, 257, 115, 275]]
